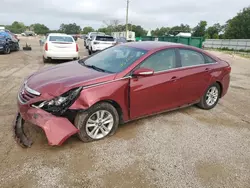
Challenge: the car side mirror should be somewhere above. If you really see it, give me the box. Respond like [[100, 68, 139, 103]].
[[132, 68, 154, 77]]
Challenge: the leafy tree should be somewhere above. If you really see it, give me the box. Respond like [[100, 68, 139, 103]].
[[192, 21, 207, 37], [59, 23, 81, 34], [152, 27, 171, 36], [82, 26, 95, 34], [205, 23, 222, 39], [5, 21, 26, 33], [169, 24, 191, 35], [224, 6, 250, 39], [131, 25, 147, 37], [97, 27, 109, 34], [31, 23, 49, 35]]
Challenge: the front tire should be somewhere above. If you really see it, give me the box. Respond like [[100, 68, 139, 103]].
[[15, 43, 20, 51], [75, 102, 119, 142], [197, 83, 221, 110], [4, 46, 10, 54]]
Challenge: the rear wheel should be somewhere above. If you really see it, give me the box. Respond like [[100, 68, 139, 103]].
[[197, 83, 220, 110], [75, 102, 119, 142]]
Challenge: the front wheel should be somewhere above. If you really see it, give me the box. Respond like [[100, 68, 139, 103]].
[[75, 102, 119, 142], [197, 83, 221, 110], [4, 46, 10, 54]]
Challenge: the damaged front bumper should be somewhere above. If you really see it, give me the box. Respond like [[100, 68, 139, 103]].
[[14, 108, 79, 148]]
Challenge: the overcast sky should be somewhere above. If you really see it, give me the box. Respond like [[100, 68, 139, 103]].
[[1, 0, 249, 30]]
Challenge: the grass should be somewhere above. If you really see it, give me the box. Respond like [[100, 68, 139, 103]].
[[205, 48, 250, 59]]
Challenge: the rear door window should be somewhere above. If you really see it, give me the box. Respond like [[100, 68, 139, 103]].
[[204, 54, 216, 64], [96, 36, 114, 41], [179, 49, 205, 67], [49, 36, 74, 42]]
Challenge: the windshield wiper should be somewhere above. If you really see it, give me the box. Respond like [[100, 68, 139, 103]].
[[78, 59, 113, 73], [86, 65, 106, 72]]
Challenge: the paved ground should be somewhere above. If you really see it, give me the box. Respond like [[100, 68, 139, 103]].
[[0, 37, 250, 188]]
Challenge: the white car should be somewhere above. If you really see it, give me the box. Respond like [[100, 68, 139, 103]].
[[88, 35, 116, 55], [43, 33, 79, 63], [85, 32, 105, 49]]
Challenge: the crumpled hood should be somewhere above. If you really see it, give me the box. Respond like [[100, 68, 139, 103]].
[[26, 61, 115, 97]]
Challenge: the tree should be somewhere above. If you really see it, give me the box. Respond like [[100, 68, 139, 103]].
[[31, 23, 49, 35], [151, 27, 171, 36], [224, 6, 250, 39], [169, 24, 191, 35], [192, 21, 207, 37], [59, 23, 81, 34], [97, 27, 109, 34], [5, 21, 26, 33], [82, 26, 95, 34], [205, 23, 222, 39], [131, 25, 147, 37]]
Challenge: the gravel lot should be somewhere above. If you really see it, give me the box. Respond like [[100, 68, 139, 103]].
[[0, 37, 250, 188]]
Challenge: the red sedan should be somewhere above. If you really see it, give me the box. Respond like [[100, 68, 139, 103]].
[[14, 42, 231, 147]]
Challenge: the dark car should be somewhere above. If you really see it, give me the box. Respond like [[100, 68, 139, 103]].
[[14, 41, 231, 147], [0, 33, 19, 54]]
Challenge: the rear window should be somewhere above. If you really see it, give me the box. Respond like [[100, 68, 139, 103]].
[[49, 36, 74, 42], [96, 36, 114, 41]]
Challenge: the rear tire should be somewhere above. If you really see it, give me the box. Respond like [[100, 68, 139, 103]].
[[75, 102, 119, 143], [197, 83, 221, 110]]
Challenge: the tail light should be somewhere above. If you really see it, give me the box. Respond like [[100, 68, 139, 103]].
[[45, 43, 48, 51], [76, 44, 79, 52]]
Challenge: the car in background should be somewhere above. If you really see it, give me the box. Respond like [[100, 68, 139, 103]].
[[43, 33, 79, 63], [88, 35, 115, 55], [14, 41, 231, 147], [0, 32, 19, 54], [85, 32, 105, 49], [115, 37, 127, 45]]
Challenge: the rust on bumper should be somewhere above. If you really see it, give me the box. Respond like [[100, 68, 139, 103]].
[[14, 108, 79, 147]]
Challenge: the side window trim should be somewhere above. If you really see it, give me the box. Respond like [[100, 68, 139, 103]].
[[177, 47, 210, 68], [202, 53, 217, 64]]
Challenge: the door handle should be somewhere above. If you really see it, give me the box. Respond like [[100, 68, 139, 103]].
[[170, 76, 178, 82], [205, 68, 211, 72]]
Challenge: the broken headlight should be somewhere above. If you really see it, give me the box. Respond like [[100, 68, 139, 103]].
[[32, 87, 83, 116]]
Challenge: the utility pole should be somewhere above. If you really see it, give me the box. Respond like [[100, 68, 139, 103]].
[[126, 0, 129, 40]]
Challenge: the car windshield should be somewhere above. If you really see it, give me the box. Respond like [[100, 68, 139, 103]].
[[117, 37, 127, 43], [80, 45, 148, 73], [49, 36, 74, 42], [96, 36, 114, 41]]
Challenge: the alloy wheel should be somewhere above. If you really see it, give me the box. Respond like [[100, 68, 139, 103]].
[[206, 86, 219, 106], [86, 110, 114, 139]]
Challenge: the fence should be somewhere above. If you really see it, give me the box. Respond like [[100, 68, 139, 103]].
[[203, 39, 250, 51]]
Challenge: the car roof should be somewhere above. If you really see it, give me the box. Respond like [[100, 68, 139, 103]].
[[122, 41, 186, 51]]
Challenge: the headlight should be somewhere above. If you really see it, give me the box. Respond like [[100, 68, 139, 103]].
[[32, 87, 83, 115]]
